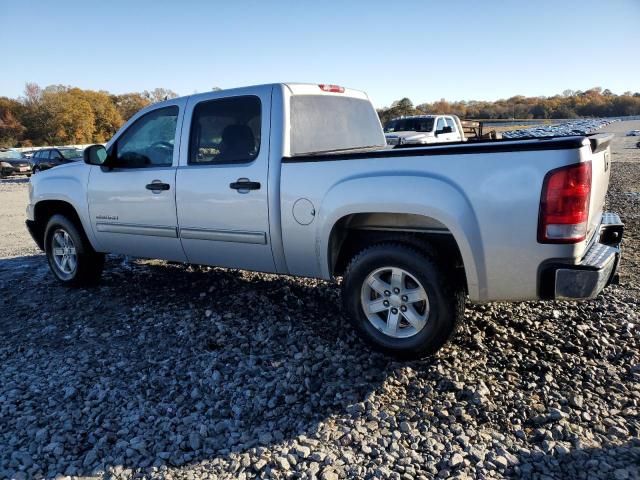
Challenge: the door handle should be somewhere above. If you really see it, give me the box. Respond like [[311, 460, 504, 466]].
[[230, 178, 261, 192], [146, 181, 170, 192]]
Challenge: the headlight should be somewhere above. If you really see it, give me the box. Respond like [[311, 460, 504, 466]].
[[1, 161, 12, 168]]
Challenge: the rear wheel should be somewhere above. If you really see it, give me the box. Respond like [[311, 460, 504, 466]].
[[45, 214, 104, 287], [342, 243, 464, 359]]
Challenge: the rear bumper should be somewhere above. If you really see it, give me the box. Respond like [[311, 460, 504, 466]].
[[542, 212, 623, 300]]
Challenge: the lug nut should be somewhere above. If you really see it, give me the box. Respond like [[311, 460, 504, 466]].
[[391, 308, 398, 314], [400, 305, 407, 312], [384, 290, 391, 297], [393, 288, 400, 294], [401, 295, 408, 302], [383, 300, 390, 307]]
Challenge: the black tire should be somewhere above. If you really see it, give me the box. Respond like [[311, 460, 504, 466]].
[[342, 243, 464, 359], [44, 214, 105, 287]]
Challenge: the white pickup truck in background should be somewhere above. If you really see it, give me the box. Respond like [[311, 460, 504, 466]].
[[26, 83, 623, 358], [384, 115, 466, 145]]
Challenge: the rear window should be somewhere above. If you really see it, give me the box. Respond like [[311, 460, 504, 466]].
[[290, 95, 385, 155]]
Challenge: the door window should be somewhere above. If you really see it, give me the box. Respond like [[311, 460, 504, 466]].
[[189, 96, 261, 165], [111, 106, 179, 168], [445, 117, 457, 132], [436, 118, 446, 132], [50, 150, 62, 160]]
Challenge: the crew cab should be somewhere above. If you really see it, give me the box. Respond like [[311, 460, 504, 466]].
[[26, 83, 623, 358], [384, 115, 465, 145]]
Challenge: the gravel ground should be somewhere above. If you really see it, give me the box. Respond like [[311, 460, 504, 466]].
[[1, 122, 639, 479]]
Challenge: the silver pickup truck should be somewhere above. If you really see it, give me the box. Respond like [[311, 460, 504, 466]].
[[26, 83, 623, 358]]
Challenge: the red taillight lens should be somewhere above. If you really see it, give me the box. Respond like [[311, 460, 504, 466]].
[[318, 84, 345, 93], [538, 162, 592, 243]]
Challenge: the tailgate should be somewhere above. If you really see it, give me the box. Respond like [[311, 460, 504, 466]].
[[585, 134, 613, 245]]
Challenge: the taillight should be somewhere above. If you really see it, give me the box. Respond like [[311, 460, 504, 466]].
[[538, 162, 592, 243], [318, 84, 345, 93]]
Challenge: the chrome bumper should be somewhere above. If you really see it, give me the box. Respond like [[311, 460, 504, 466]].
[[543, 212, 624, 300]]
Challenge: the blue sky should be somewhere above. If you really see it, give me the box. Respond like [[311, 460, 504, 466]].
[[1, 0, 638, 107]]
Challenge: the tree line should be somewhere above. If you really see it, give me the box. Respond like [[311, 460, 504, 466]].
[[1, 84, 640, 148], [0, 83, 178, 148], [377, 87, 640, 125]]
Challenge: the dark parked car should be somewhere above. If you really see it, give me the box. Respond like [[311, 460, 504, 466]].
[[31, 147, 84, 173], [0, 149, 31, 178]]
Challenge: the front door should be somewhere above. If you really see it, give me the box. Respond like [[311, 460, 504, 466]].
[[175, 88, 276, 272], [87, 100, 187, 262]]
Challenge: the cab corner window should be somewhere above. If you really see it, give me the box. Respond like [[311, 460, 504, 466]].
[[112, 106, 179, 168], [189, 96, 261, 165]]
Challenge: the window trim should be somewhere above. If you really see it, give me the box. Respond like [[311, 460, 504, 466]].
[[108, 105, 180, 169], [187, 95, 262, 166]]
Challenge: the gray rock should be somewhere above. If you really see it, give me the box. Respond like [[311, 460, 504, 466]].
[[450, 453, 464, 467]]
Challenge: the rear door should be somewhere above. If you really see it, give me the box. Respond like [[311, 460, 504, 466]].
[[87, 99, 187, 261], [175, 86, 276, 272]]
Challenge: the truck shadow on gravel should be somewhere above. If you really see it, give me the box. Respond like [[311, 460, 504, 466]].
[[1, 255, 396, 476], [1, 254, 638, 478]]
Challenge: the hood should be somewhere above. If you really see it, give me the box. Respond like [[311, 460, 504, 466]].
[[385, 131, 434, 145], [38, 159, 86, 176]]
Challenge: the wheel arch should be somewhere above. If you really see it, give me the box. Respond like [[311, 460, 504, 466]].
[[33, 200, 96, 252], [328, 212, 468, 288], [318, 175, 487, 301]]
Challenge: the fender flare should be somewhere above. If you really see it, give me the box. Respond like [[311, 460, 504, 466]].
[[32, 174, 100, 251], [317, 173, 487, 301]]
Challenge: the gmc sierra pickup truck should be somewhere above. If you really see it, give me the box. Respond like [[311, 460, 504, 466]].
[[384, 115, 466, 145], [26, 83, 623, 358]]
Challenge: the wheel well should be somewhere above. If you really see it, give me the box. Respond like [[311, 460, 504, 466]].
[[329, 213, 467, 291], [32, 200, 86, 250]]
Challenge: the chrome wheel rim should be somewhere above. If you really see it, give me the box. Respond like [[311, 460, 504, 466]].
[[52, 229, 77, 277], [360, 267, 430, 339]]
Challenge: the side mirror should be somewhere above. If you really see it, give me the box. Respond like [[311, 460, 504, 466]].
[[84, 144, 108, 166]]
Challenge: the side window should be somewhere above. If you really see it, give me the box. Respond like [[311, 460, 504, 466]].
[[445, 117, 457, 132], [50, 150, 62, 160], [112, 106, 178, 168], [436, 117, 446, 132], [40, 150, 50, 159], [189, 96, 261, 165]]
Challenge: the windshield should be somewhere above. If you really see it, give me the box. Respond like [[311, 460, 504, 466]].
[[384, 118, 435, 133], [0, 150, 24, 160], [59, 148, 84, 160]]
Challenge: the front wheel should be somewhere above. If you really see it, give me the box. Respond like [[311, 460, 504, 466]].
[[342, 243, 464, 359], [44, 214, 105, 287]]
